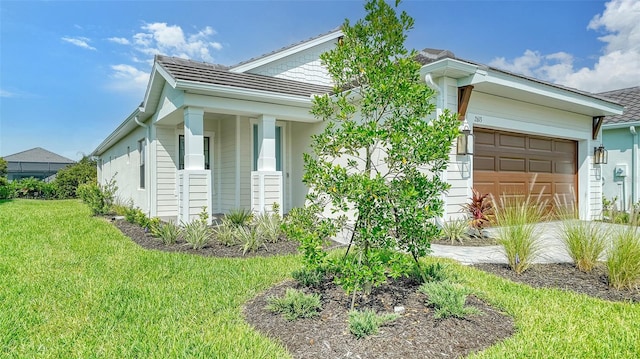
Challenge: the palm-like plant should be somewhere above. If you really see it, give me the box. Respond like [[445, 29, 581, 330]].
[[463, 189, 494, 234]]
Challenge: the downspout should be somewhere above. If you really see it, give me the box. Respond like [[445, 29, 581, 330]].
[[134, 115, 152, 216], [631, 126, 638, 208]]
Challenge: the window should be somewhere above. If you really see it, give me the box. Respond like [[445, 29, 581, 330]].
[[138, 139, 145, 189], [179, 135, 210, 170], [252, 124, 281, 171]]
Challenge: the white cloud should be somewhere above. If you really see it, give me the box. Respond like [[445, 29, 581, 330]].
[[1, 89, 15, 98], [106, 22, 222, 94], [107, 64, 150, 93], [108, 37, 130, 45], [61, 36, 97, 51], [489, 0, 640, 93]]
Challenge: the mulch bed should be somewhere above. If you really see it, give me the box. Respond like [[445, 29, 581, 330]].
[[108, 216, 639, 358]]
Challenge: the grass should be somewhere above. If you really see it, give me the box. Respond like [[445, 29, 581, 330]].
[[559, 220, 608, 273], [0, 199, 298, 358], [1, 199, 639, 358], [607, 226, 640, 290]]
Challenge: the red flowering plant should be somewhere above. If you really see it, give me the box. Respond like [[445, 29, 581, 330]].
[[463, 189, 494, 235]]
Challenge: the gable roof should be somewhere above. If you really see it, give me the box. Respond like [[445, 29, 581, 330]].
[[156, 55, 332, 98], [4, 147, 75, 164], [229, 28, 342, 73], [598, 86, 640, 125]]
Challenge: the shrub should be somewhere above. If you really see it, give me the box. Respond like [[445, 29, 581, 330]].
[[8, 178, 58, 199], [255, 210, 282, 243], [154, 221, 181, 245], [559, 219, 607, 272], [440, 218, 470, 244], [348, 309, 398, 338], [225, 208, 253, 227], [266, 288, 322, 321], [292, 267, 325, 288], [76, 178, 117, 215], [182, 219, 211, 250], [463, 189, 494, 232], [214, 218, 239, 246], [493, 192, 546, 274], [419, 280, 481, 319], [607, 226, 640, 290], [53, 156, 96, 198], [413, 262, 449, 283], [237, 225, 265, 255]]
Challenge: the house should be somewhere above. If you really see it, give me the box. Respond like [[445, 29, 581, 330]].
[[599, 86, 640, 211], [92, 28, 623, 224], [4, 147, 75, 181]]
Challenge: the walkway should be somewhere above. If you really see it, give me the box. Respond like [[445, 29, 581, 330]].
[[430, 221, 626, 265]]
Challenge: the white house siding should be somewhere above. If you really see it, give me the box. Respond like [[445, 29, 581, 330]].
[[219, 118, 236, 212], [246, 41, 336, 86], [289, 121, 323, 208], [98, 125, 148, 213], [466, 91, 598, 220], [155, 125, 178, 217]]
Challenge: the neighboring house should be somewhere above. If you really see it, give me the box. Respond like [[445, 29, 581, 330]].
[[599, 86, 640, 211], [4, 147, 75, 181], [92, 29, 623, 224]]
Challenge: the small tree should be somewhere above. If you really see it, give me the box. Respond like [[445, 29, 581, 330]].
[[54, 156, 97, 198], [0, 157, 7, 178], [300, 0, 458, 305]]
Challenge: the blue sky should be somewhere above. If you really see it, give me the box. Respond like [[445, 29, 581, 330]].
[[1, 0, 639, 161]]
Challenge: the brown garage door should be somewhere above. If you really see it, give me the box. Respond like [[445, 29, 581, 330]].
[[473, 128, 577, 206]]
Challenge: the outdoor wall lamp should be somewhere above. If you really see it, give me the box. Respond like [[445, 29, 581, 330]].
[[456, 123, 474, 156], [594, 145, 608, 164]]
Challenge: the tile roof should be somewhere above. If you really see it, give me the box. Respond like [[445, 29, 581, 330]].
[[597, 86, 640, 124], [230, 27, 342, 69], [4, 147, 75, 163], [156, 55, 333, 98]]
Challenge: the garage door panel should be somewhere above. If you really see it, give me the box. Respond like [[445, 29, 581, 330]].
[[474, 156, 495, 171], [475, 131, 496, 145], [499, 158, 526, 172], [500, 134, 526, 149], [474, 128, 577, 206], [529, 138, 553, 152], [529, 159, 552, 173]]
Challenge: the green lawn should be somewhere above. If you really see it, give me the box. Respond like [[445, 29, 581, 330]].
[[1, 199, 639, 358]]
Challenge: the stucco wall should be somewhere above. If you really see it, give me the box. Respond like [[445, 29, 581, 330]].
[[98, 125, 148, 213]]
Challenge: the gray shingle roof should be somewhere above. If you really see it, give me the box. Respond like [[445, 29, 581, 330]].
[[156, 55, 332, 98], [597, 86, 640, 124], [4, 147, 75, 163]]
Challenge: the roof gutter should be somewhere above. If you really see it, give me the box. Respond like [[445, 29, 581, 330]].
[[603, 120, 640, 129]]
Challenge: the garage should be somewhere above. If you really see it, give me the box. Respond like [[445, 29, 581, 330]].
[[473, 128, 578, 207]]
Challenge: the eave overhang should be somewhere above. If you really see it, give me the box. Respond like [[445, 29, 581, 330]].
[[420, 58, 624, 118]]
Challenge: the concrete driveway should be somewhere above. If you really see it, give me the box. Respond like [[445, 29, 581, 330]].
[[431, 221, 629, 265]]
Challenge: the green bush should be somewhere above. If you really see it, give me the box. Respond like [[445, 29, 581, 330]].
[[214, 218, 239, 246], [53, 156, 96, 198], [182, 210, 211, 250], [419, 280, 481, 319], [607, 226, 640, 290], [292, 267, 325, 288], [225, 208, 253, 227], [414, 262, 449, 283], [76, 179, 117, 215], [559, 220, 607, 272], [5, 178, 59, 199], [237, 226, 265, 255], [266, 288, 322, 321], [154, 221, 181, 245], [493, 193, 546, 274], [348, 309, 398, 338], [440, 218, 470, 244], [255, 210, 282, 243]]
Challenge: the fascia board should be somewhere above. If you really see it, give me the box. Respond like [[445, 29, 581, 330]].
[[140, 64, 176, 114], [603, 120, 640, 129], [229, 30, 343, 73], [420, 58, 479, 79], [92, 108, 141, 156], [176, 80, 315, 107], [477, 69, 624, 115]]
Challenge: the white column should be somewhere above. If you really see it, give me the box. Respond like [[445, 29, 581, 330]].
[[184, 107, 205, 170], [257, 115, 277, 171]]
